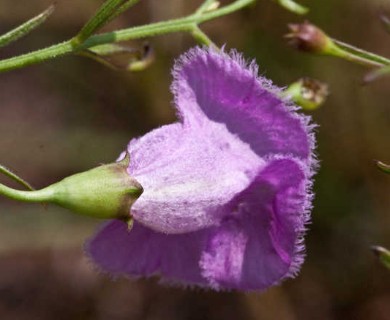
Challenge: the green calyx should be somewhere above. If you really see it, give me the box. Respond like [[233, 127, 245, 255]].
[[283, 77, 329, 111], [0, 153, 143, 222]]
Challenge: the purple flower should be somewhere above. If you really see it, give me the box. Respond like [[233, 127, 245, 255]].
[[87, 47, 316, 291]]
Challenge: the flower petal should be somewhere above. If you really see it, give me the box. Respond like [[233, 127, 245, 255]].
[[200, 157, 310, 290], [124, 48, 316, 235], [127, 122, 262, 234], [172, 47, 314, 160], [87, 220, 209, 286], [88, 157, 310, 291]]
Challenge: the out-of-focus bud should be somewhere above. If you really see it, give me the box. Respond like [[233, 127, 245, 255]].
[[286, 22, 335, 54], [372, 246, 390, 269], [375, 160, 390, 174], [283, 77, 329, 111], [127, 43, 155, 72], [286, 22, 387, 68]]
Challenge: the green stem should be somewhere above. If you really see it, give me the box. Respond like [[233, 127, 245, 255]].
[[0, 183, 52, 203], [0, 0, 255, 73], [191, 25, 217, 47], [333, 39, 390, 67]]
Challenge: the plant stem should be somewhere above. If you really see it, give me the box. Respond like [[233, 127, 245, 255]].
[[333, 39, 390, 67], [0, 183, 52, 203], [0, 0, 255, 73], [191, 25, 217, 47]]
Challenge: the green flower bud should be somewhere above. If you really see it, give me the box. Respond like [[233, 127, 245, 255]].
[[283, 77, 329, 111]]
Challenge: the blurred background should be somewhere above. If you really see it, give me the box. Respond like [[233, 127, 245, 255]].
[[0, 0, 389, 319]]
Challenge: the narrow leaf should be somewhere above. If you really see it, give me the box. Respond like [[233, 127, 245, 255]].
[[375, 160, 390, 174], [108, 0, 141, 22], [364, 65, 390, 83], [74, 0, 127, 44], [0, 5, 55, 48], [0, 164, 34, 191], [372, 246, 390, 269], [74, 0, 140, 44], [276, 0, 308, 15], [380, 13, 390, 33]]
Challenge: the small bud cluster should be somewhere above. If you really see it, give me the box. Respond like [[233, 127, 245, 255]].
[[286, 21, 332, 54]]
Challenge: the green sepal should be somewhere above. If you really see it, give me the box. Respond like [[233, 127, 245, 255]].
[[0, 153, 143, 221], [282, 78, 328, 111], [47, 153, 143, 220]]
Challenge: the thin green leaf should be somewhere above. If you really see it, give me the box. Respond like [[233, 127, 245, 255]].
[[275, 0, 308, 15], [74, 0, 127, 44], [375, 160, 390, 174], [0, 0, 256, 73], [107, 0, 141, 22], [372, 246, 390, 269], [380, 13, 390, 33], [0, 165, 34, 191], [0, 5, 55, 48], [364, 65, 390, 83], [74, 0, 141, 45]]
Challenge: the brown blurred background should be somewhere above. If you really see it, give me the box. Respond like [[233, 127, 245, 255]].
[[0, 0, 389, 319]]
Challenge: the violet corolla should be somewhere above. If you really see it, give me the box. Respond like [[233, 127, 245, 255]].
[[88, 47, 317, 291]]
